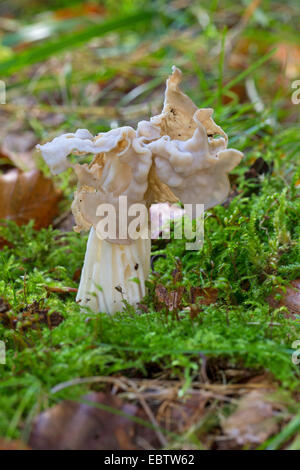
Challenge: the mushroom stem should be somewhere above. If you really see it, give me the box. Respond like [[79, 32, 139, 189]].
[[76, 227, 151, 314]]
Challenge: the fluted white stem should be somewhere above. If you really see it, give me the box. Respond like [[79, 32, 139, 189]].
[[76, 227, 151, 314]]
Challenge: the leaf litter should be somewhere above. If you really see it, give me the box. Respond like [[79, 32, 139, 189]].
[[26, 372, 291, 450]]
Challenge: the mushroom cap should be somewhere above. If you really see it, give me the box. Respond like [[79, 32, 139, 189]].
[[148, 112, 243, 209], [37, 66, 243, 240], [144, 66, 243, 209], [38, 126, 153, 242], [72, 127, 153, 239]]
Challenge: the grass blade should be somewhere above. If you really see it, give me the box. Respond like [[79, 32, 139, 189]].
[[223, 48, 277, 92], [266, 413, 300, 450], [2, 18, 90, 48], [0, 11, 155, 77]]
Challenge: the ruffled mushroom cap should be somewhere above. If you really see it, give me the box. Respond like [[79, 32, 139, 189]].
[[38, 66, 243, 236], [38, 126, 153, 242], [148, 112, 243, 208], [144, 66, 243, 209], [139, 66, 227, 144], [37, 129, 101, 174], [37, 66, 244, 316]]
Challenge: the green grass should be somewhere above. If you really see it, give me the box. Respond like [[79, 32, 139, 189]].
[[0, 0, 299, 449], [0, 10, 155, 77]]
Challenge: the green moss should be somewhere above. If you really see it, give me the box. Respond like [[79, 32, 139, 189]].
[[0, 130, 299, 438]]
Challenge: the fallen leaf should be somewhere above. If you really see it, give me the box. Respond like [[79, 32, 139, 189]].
[[0, 168, 62, 229], [29, 392, 158, 450], [190, 287, 218, 305], [222, 389, 282, 446], [157, 393, 211, 433], [267, 279, 300, 319], [2, 131, 38, 171]]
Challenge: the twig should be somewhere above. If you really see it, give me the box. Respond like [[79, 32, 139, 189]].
[[199, 353, 209, 383], [1, 100, 161, 120], [51, 375, 172, 446], [124, 378, 168, 448], [50, 375, 127, 394], [44, 285, 78, 294], [50, 375, 275, 398], [125, 377, 275, 393], [223, 0, 262, 60]]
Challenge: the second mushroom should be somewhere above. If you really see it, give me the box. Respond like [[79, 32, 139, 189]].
[[38, 67, 243, 315]]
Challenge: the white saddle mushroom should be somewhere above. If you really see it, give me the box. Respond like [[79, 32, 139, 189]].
[[37, 66, 243, 315]]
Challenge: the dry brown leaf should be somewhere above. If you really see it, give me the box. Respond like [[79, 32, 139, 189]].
[[2, 131, 38, 171], [29, 392, 158, 450], [267, 279, 300, 319], [0, 168, 62, 229], [222, 389, 282, 446], [190, 287, 218, 305], [157, 393, 211, 433]]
